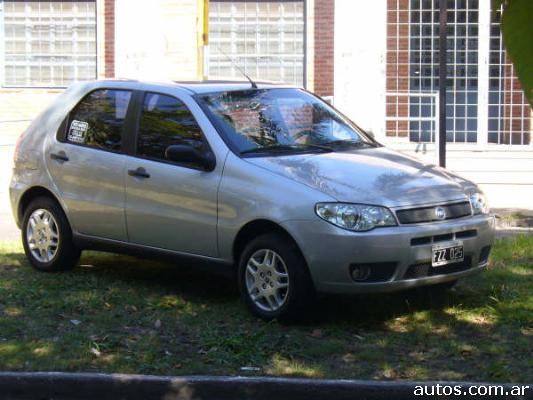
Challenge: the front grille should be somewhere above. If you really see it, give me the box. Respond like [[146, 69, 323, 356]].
[[396, 201, 472, 224], [403, 256, 472, 280], [410, 229, 477, 246]]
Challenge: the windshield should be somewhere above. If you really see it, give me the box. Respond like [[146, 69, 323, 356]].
[[197, 88, 376, 155]]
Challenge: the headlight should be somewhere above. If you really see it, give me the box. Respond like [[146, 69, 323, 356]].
[[469, 191, 489, 215], [315, 203, 397, 231]]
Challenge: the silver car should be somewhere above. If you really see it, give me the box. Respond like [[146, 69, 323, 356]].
[[10, 80, 495, 320]]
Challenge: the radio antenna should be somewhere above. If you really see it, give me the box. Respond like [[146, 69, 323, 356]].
[[216, 46, 258, 89]]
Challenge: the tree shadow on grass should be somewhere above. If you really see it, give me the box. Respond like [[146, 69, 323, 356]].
[[1, 246, 531, 382], [77, 251, 240, 303], [2, 248, 529, 325]]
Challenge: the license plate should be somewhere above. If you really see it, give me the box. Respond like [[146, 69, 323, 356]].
[[432, 240, 464, 267]]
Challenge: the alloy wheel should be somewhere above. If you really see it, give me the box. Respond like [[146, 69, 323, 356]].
[[245, 249, 290, 312], [26, 208, 60, 263]]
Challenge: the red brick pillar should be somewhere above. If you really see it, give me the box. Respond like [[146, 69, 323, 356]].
[[314, 0, 334, 97], [104, 0, 115, 78], [385, 0, 409, 138]]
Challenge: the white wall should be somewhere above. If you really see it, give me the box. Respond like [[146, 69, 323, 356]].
[[115, 0, 199, 81], [334, 0, 387, 139], [392, 143, 533, 209]]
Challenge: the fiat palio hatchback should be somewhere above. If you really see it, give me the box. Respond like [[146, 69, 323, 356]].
[[10, 80, 495, 320]]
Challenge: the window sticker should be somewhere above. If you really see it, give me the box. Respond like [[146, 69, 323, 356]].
[[67, 120, 89, 143]]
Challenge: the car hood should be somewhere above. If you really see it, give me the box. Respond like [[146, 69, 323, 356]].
[[244, 147, 476, 208]]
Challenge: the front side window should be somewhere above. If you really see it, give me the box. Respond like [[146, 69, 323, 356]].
[[67, 89, 132, 151], [198, 88, 374, 154], [137, 93, 205, 164]]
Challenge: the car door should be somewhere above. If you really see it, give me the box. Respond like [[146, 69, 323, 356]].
[[124, 91, 220, 257], [46, 88, 133, 241]]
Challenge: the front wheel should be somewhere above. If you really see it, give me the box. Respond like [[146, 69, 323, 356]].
[[238, 233, 315, 321], [21, 196, 80, 272]]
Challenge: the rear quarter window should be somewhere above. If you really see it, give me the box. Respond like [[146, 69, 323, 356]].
[[65, 89, 132, 152]]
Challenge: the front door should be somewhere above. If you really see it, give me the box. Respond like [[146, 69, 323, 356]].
[[125, 91, 220, 257]]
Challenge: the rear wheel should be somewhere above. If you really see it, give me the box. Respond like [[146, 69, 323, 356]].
[[238, 233, 315, 321], [21, 196, 80, 272]]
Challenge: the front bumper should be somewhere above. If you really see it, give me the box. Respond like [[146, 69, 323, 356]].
[[282, 214, 495, 294]]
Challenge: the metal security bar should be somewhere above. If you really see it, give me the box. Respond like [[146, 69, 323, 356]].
[[386, 91, 439, 143]]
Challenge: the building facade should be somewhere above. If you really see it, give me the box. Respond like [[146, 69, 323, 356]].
[[0, 0, 531, 207], [334, 0, 532, 208]]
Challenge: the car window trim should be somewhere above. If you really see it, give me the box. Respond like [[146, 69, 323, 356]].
[[122, 89, 143, 156], [59, 87, 135, 155], [130, 90, 216, 172], [303, 89, 382, 146]]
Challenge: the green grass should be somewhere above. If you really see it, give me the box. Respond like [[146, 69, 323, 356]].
[[0, 236, 532, 382]]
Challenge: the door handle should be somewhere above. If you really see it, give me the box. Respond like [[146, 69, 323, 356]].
[[50, 151, 69, 162], [128, 167, 150, 179]]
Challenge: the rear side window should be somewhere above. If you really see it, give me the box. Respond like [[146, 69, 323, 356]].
[[136, 93, 205, 162], [67, 89, 132, 151]]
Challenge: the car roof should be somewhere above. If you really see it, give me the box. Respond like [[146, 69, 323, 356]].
[[85, 79, 298, 94], [172, 80, 297, 94]]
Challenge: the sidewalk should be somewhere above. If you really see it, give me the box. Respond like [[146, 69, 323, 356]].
[[0, 372, 530, 400], [493, 208, 533, 238]]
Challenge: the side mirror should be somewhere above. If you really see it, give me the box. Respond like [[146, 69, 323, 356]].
[[165, 145, 216, 171], [366, 130, 375, 138]]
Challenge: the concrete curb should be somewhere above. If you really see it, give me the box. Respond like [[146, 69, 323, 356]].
[[0, 372, 531, 400]]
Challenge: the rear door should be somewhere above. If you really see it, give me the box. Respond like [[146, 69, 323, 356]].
[[124, 91, 221, 257], [47, 88, 134, 240]]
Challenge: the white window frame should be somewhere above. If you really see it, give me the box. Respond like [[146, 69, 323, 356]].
[[1, 0, 97, 88], [0, 1, 4, 86], [207, 0, 306, 87]]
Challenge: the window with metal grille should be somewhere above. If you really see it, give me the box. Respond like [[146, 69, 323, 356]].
[[385, 0, 531, 145], [208, 0, 305, 86], [408, 0, 479, 144], [1, 1, 96, 87], [487, 7, 530, 145]]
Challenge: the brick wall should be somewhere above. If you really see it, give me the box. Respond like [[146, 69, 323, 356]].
[[314, 0, 334, 97], [385, 0, 409, 138], [501, 53, 531, 144], [104, 0, 115, 78]]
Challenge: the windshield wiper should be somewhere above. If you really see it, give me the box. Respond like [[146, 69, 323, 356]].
[[240, 143, 333, 155], [320, 139, 377, 148]]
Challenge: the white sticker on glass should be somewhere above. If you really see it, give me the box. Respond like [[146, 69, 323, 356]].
[[67, 120, 89, 143]]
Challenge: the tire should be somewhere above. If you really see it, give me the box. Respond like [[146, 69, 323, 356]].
[[237, 233, 316, 321], [21, 196, 80, 272]]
